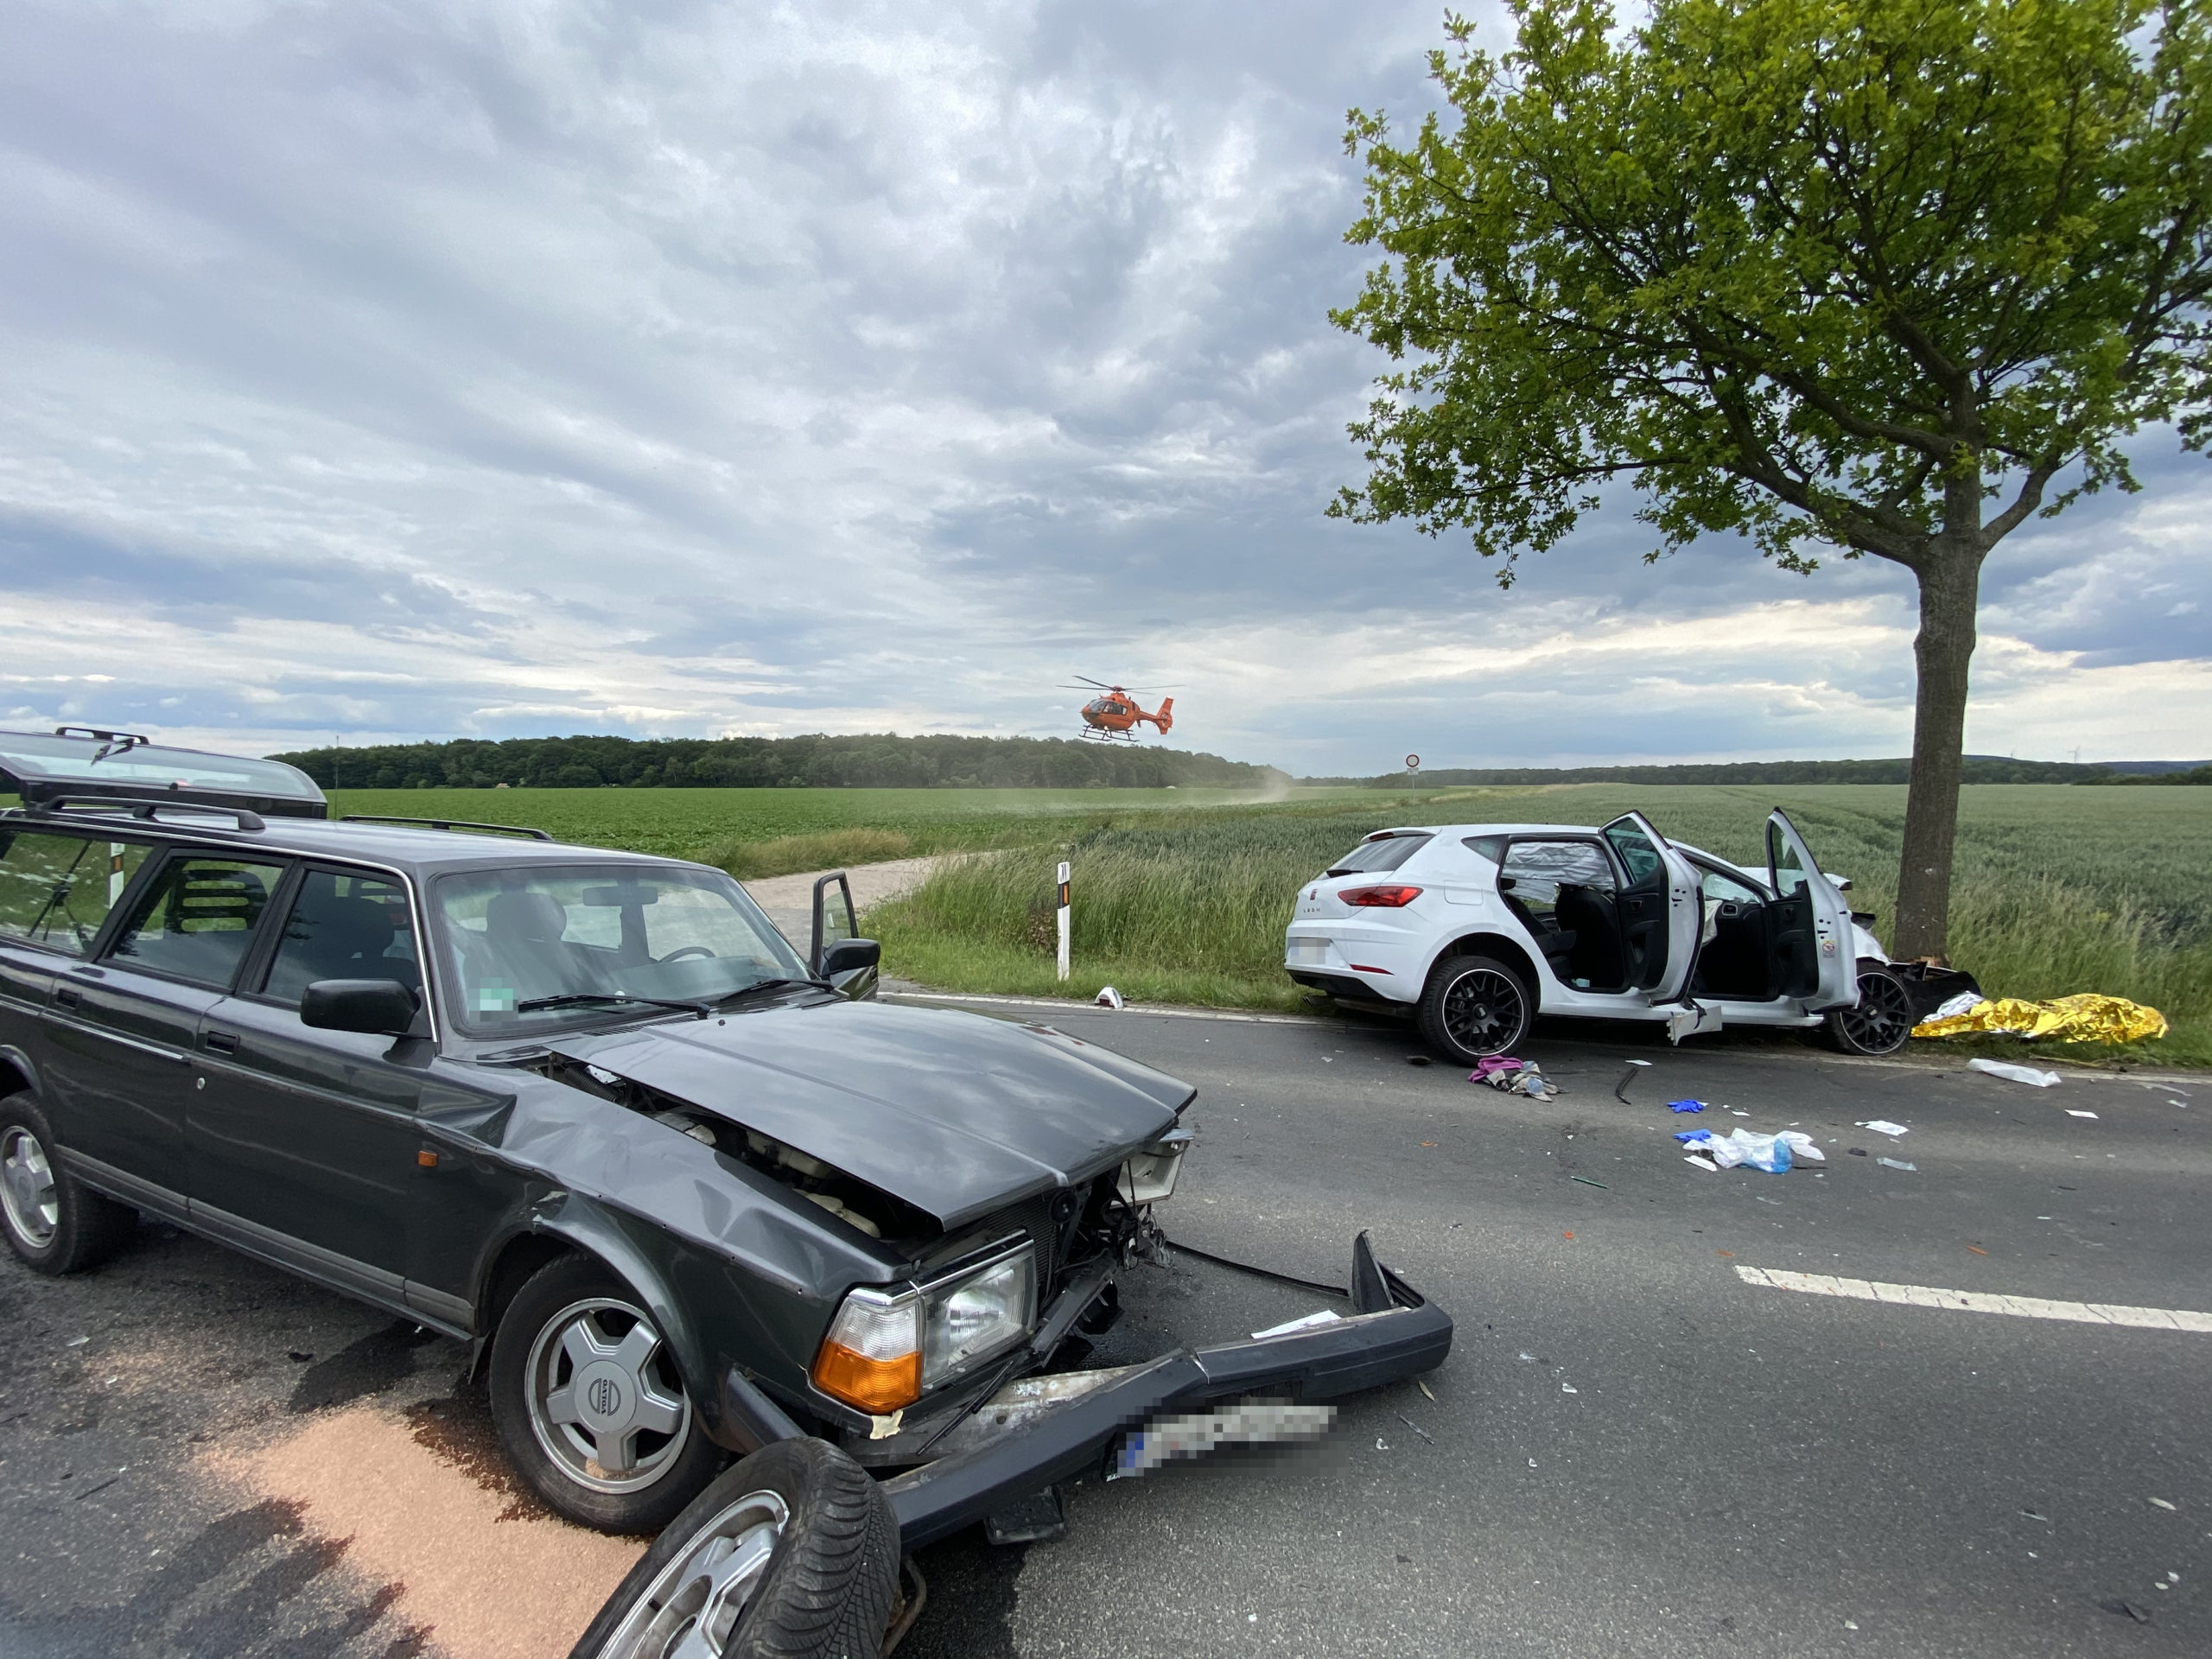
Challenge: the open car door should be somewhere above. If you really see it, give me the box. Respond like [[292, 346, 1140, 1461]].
[[1599, 812, 1703, 1004], [1765, 810, 1854, 1009], [810, 871, 878, 1000]]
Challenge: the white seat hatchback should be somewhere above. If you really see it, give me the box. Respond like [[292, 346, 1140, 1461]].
[[1284, 809, 1906, 1063]]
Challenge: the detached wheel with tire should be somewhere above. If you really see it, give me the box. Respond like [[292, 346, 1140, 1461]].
[[490, 1254, 724, 1534], [1824, 962, 1916, 1056], [0, 1093, 135, 1274], [568, 1437, 900, 1659], [1418, 955, 1535, 1064]]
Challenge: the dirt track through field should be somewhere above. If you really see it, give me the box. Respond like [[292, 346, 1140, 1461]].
[[741, 856, 947, 950]]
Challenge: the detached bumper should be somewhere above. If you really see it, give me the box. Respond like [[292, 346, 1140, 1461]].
[[882, 1232, 1452, 1551]]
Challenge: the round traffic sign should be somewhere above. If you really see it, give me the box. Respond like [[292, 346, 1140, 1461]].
[[1405, 753, 1421, 770]]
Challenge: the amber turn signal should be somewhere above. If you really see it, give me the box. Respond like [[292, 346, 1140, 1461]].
[[811, 1342, 922, 1414]]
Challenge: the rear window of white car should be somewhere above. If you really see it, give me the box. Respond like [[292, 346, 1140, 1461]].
[[1326, 833, 1432, 875]]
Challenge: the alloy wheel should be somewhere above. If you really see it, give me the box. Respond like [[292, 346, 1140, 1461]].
[[1442, 967, 1528, 1055], [0, 1128, 58, 1249], [1839, 971, 1915, 1053], [595, 1489, 788, 1659], [524, 1296, 694, 1495]]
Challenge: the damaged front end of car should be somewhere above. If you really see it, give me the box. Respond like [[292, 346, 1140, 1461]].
[[486, 1000, 1451, 1548]]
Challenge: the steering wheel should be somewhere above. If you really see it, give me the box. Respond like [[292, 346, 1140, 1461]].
[[657, 945, 717, 963]]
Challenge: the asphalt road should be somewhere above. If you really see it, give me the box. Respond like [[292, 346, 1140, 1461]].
[[1, 1001, 2204, 1657]]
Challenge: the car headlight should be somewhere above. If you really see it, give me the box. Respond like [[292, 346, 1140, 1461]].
[[812, 1243, 1036, 1415]]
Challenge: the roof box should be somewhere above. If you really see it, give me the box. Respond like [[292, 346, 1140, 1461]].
[[0, 728, 328, 819]]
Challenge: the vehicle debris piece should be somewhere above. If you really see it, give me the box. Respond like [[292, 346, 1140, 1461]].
[[1877, 1157, 1917, 1172], [1109, 1402, 1336, 1479], [1095, 985, 1125, 1009], [1569, 1175, 1608, 1189], [2066, 1109, 2100, 1119], [1856, 1119, 1910, 1136], [1395, 1413, 1435, 1444], [1967, 1058, 2062, 1088], [1614, 1058, 1654, 1103]]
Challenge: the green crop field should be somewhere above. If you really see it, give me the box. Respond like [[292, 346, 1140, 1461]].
[[327, 780, 2212, 1068], [324, 785, 1345, 869]]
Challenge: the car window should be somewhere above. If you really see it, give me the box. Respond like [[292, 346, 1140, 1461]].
[[435, 866, 810, 1033], [1461, 835, 1508, 866], [1500, 839, 1614, 922], [0, 830, 154, 956], [1768, 819, 1808, 896], [106, 855, 288, 988], [262, 868, 421, 1005], [1603, 820, 1665, 886], [1326, 833, 1433, 875], [810, 877, 857, 961], [1697, 864, 1765, 906]]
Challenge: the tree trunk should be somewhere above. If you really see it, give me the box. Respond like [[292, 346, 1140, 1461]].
[[1892, 543, 1982, 961]]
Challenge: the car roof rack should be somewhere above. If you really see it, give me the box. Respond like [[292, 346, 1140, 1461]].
[[338, 815, 553, 842], [30, 794, 266, 832]]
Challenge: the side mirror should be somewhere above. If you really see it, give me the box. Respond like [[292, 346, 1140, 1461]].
[[818, 938, 880, 1001], [302, 978, 419, 1035], [1823, 872, 1853, 893]]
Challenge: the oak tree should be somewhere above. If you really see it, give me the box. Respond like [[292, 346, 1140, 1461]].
[[1332, 0, 2212, 958]]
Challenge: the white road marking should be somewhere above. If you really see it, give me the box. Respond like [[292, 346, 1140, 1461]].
[[886, 989, 1339, 1027], [1735, 1266, 2212, 1333]]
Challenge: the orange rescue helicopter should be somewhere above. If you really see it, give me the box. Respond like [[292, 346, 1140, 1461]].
[[1063, 677, 1179, 741]]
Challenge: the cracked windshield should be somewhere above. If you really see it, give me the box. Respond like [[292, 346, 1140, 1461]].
[[435, 868, 807, 1030]]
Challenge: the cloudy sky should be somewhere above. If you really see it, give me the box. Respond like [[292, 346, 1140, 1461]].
[[3, 0, 2207, 774]]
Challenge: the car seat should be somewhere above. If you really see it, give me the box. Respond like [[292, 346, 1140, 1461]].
[[1554, 884, 1625, 990], [267, 894, 416, 1001], [476, 888, 586, 1001]]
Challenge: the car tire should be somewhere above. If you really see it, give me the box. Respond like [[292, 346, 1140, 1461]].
[[1823, 962, 1916, 1057], [1417, 955, 1535, 1064], [490, 1254, 724, 1535], [567, 1437, 900, 1659], [0, 1092, 135, 1275]]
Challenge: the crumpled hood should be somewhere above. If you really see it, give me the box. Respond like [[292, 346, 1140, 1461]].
[[550, 998, 1190, 1230]]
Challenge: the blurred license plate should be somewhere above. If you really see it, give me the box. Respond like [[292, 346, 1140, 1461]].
[[1287, 938, 1331, 965]]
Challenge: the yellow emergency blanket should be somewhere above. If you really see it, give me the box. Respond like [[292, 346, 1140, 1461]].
[[1912, 995, 2168, 1045]]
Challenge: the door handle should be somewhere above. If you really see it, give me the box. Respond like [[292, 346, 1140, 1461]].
[[204, 1030, 240, 1055], [53, 986, 81, 1009]]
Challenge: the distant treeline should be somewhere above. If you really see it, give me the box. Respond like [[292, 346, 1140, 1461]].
[[2092, 763, 2212, 785], [1307, 756, 2210, 788], [274, 733, 1288, 791]]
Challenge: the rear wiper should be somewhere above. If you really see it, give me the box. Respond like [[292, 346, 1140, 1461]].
[[513, 992, 712, 1020]]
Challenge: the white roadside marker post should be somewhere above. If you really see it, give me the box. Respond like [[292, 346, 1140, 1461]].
[[1057, 861, 1071, 982]]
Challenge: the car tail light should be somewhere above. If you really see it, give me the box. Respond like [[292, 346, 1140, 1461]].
[[1339, 884, 1423, 907], [812, 1289, 923, 1413]]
